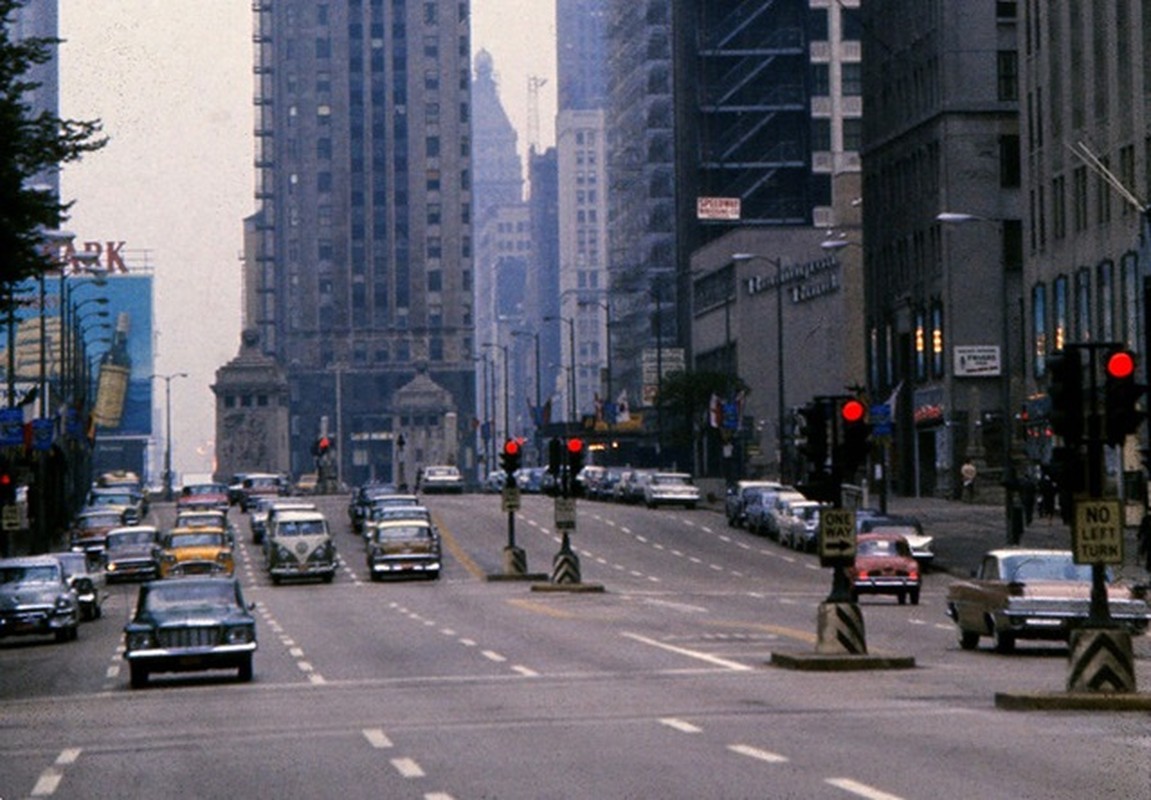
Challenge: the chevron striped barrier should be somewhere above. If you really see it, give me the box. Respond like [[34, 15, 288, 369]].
[[503, 545, 527, 576], [1067, 628, 1136, 693], [815, 601, 868, 655], [552, 534, 581, 584]]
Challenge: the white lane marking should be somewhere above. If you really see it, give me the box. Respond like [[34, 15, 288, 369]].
[[659, 718, 702, 734], [826, 777, 906, 800], [511, 665, 540, 677], [105, 665, 119, 679], [459, 638, 477, 647], [309, 673, 327, 685], [728, 744, 789, 763], [621, 632, 753, 672], [425, 793, 456, 800], [297, 661, 314, 673], [31, 769, 63, 796], [482, 650, 507, 663], [289, 647, 304, 657], [56, 748, 81, 766], [363, 728, 394, 749], [392, 757, 426, 778]]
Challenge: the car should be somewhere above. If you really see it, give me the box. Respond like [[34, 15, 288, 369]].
[[0, 556, 80, 642], [362, 504, 432, 544], [252, 500, 317, 547], [237, 472, 288, 512], [856, 513, 935, 568], [417, 464, 466, 494], [294, 472, 319, 495], [103, 525, 163, 583], [614, 469, 652, 504], [764, 489, 807, 540], [589, 467, 625, 501], [49, 551, 102, 621], [517, 466, 547, 494], [347, 482, 399, 533], [366, 518, 442, 580], [85, 486, 146, 525], [175, 508, 237, 546], [484, 469, 508, 492], [264, 510, 337, 584], [849, 533, 921, 605], [643, 472, 701, 509], [69, 508, 128, 563], [724, 480, 782, 528], [945, 548, 1151, 653], [160, 528, 234, 578], [742, 489, 776, 536], [779, 499, 825, 552], [122, 576, 257, 688], [177, 482, 231, 512]]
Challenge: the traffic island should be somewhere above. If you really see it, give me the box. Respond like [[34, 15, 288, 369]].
[[530, 581, 605, 593], [994, 691, 1151, 711], [770, 651, 916, 671]]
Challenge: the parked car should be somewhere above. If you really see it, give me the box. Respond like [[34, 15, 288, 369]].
[[265, 510, 337, 584], [856, 513, 935, 569], [122, 576, 257, 688], [764, 489, 807, 541], [945, 548, 1151, 653], [724, 480, 782, 528], [103, 525, 163, 584], [517, 467, 547, 494], [643, 472, 701, 509], [778, 499, 825, 552], [160, 528, 234, 578], [417, 465, 465, 494], [365, 518, 442, 580], [49, 551, 101, 621], [743, 490, 777, 536], [0, 556, 80, 642], [849, 533, 921, 605], [615, 469, 653, 504]]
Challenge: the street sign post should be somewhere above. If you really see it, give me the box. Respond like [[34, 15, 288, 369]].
[[1073, 498, 1124, 565], [501, 485, 521, 513], [819, 508, 856, 567], [554, 497, 576, 530]]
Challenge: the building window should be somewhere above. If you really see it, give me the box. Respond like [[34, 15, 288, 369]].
[[1072, 166, 1088, 231], [1074, 267, 1091, 341], [1052, 175, 1066, 239], [930, 301, 944, 378], [1032, 283, 1048, 377], [841, 63, 862, 96], [999, 135, 1020, 187], [997, 51, 1018, 101], [811, 64, 830, 96], [914, 308, 927, 380], [842, 118, 863, 152], [1053, 276, 1069, 352], [1121, 253, 1140, 350]]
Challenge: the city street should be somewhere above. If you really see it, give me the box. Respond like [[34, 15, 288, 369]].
[[3, 493, 1150, 799]]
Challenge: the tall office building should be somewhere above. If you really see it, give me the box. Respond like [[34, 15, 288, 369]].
[[248, 1, 475, 483], [8, 1, 60, 197]]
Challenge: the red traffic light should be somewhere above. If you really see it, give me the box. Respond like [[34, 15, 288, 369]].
[[503, 439, 520, 456], [1106, 350, 1136, 380], [318, 436, 331, 449], [566, 438, 583, 453], [0, 473, 10, 486], [840, 399, 866, 424]]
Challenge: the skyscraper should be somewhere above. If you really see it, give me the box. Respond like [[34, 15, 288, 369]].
[[248, 1, 475, 483]]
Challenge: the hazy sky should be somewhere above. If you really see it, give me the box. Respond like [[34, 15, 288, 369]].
[[58, 1, 556, 480]]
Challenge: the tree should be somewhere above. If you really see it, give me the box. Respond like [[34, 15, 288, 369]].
[[0, 0, 106, 290], [656, 369, 749, 452]]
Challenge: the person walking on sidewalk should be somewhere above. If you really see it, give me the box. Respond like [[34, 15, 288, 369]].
[[960, 459, 977, 502]]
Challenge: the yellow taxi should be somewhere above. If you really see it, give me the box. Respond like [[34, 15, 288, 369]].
[[159, 527, 234, 578]]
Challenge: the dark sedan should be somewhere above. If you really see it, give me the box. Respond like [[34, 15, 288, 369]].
[[123, 577, 257, 688]]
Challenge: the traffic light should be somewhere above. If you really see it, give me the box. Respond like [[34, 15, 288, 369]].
[[1046, 349, 1084, 443], [796, 401, 828, 473], [1104, 348, 1143, 445], [312, 435, 332, 457], [500, 438, 522, 475], [0, 470, 13, 505], [547, 437, 562, 476], [566, 437, 585, 496], [837, 396, 871, 474]]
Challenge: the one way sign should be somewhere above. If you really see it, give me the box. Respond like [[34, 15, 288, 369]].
[[819, 508, 857, 567]]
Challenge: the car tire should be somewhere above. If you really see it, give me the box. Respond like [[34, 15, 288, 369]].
[[130, 663, 149, 689], [322, 573, 334, 584], [897, 592, 907, 605], [237, 657, 254, 683], [959, 629, 980, 650], [271, 575, 282, 586], [990, 619, 1015, 653], [909, 588, 920, 605]]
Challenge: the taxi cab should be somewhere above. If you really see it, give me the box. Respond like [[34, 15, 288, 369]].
[[159, 527, 234, 578]]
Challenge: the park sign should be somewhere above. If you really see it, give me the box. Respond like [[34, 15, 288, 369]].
[[1072, 498, 1124, 565]]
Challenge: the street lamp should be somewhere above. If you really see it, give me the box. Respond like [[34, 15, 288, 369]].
[[151, 372, 188, 501], [936, 211, 1016, 538], [732, 252, 787, 481], [544, 315, 577, 432], [483, 342, 510, 444]]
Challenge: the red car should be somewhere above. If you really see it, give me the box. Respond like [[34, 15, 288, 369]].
[[177, 483, 231, 512], [849, 533, 921, 605]]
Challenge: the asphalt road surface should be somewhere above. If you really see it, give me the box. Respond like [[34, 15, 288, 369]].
[[2, 492, 1149, 799]]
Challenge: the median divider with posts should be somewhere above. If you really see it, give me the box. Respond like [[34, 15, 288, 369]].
[[531, 437, 603, 594]]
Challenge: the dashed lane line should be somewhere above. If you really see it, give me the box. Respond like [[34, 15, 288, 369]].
[[728, 743, 789, 764], [826, 777, 906, 800]]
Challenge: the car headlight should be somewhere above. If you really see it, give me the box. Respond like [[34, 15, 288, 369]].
[[277, 546, 293, 560], [55, 595, 75, 610], [126, 630, 155, 650], [225, 625, 255, 645]]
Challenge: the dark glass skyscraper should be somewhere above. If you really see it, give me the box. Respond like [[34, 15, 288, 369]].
[[250, 1, 475, 482]]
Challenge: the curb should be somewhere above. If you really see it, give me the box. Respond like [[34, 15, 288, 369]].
[[529, 582, 606, 593], [769, 651, 917, 671], [486, 572, 551, 582], [994, 691, 1151, 711]]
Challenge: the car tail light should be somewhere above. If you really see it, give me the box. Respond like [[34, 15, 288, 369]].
[[855, 570, 868, 579]]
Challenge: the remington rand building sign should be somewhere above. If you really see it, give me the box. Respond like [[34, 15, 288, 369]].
[[744, 255, 840, 303]]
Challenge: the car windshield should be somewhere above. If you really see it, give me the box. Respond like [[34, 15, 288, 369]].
[[184, 484, 226, 495], [108, 531, 158, 548], [177, 515, 225, 527], [1002, 554, 1095, 582], [0, 565, 61, 585], [276, 520, 326, 537], [89, 493, 133, 507], [654, 475, 690, 486], [142, 582, 238, 612], [375, 525, 432, 541], [168, 532, 226, 548], [54, 555, 86, 576], [858, 539, 910, 557], [78, 514, 122, 529]]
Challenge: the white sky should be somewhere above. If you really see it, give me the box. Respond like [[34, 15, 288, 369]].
[[57, 1, 556, 480]]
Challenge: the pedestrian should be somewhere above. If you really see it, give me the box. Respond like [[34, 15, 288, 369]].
[[960, 459, 977, 502], [1038, 469, 1057, 521], [1138, 512, 1151, 574]]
